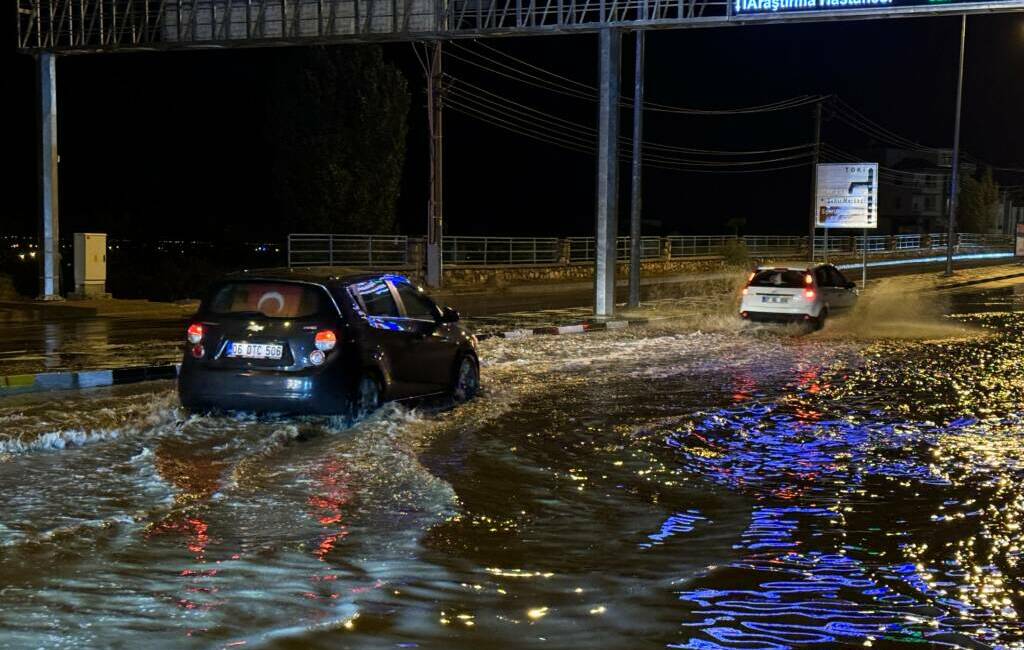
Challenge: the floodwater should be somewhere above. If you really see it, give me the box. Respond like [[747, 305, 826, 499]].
[[2, 283, 1024, 649]]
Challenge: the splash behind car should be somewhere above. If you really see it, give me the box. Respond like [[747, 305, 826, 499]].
[[739, 263, 858, 328], [177, 270, 479, 416]]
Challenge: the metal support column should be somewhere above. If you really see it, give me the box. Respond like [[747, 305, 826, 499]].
[[426, 42, 444, 288], [37, 51, 62, 300], [594, 27, 621, 317], [945, 14, 966, 277], [809, 101, 822, 262], [627, 30, 645, 309]]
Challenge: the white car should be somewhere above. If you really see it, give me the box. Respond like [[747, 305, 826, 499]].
[[739, 263, 858, 328]]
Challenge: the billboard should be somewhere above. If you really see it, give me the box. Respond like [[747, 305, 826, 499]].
[[815, 163, 879, 229], [733, 0, 1018, 14]]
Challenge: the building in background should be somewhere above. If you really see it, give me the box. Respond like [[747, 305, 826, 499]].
[[868, 147, 1023, 235]]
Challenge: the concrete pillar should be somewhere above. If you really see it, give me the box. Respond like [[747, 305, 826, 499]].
[[594, 28, 621, 318], [37, 52, 62, 300]]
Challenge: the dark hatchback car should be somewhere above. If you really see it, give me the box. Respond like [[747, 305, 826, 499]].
[[178, 270, 480, 416]]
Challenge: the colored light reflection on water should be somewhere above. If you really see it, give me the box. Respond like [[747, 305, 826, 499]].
[[664, 310, 1024, 649]]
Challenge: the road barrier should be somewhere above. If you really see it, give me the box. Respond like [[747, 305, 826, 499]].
[[287, 233, 1015, 268]]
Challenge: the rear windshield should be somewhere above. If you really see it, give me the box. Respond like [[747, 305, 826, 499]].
[[749, 269, 807, 288], [207, 282, 331, 318]]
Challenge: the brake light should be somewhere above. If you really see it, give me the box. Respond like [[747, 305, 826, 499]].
[[314, 330, 337, 352], [742, 287, 749, 296], [805, 274, 814, 285], [187, 323, 203, 345], [804, 289, 816, 300]]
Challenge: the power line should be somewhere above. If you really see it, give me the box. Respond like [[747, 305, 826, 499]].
[[449, 41, 828, 116], [446, 74, 817, 159], [446, 87, 815, 174]]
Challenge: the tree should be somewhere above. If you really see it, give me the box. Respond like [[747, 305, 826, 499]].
[[266, 45, 410, 234], [957, 167, 1000, 233]]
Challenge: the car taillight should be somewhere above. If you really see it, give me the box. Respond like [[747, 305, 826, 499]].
[[804, 289, 816, 300], [314, 330, 337, 352], [742, 287, 749, 296], [187, 323, 203, 345]]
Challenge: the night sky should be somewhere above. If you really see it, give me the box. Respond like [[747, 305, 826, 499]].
[[6, 10, 1024, 241]]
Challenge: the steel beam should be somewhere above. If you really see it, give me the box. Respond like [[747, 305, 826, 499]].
[[37, 51, 62, 300], [16, 0, 1024, 55], [594, 27, 621, 317]]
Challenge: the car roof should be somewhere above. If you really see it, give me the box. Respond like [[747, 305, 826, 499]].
[[223, 267, 416, 287]]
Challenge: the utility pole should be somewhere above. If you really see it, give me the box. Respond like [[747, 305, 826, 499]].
[[37, 52, 62, 300], [426, 42, 444, 288], [809, 100, 822, 263], [628, 30, 645, 309], [945, 14, 966, 277], [594, 28, 622, 318]]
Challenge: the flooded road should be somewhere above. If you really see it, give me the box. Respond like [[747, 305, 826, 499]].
[[2, 282, 1024, 648]]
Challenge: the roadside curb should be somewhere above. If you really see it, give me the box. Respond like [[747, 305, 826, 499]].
[[476, 317, 649, 341], [934, 270, 1024, 291], [0, 365, 180, 397]]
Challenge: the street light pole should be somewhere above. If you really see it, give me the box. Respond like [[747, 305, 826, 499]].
[[628, 30, 645, 309], [426, 42, 444, 288], [945, 14, 967, 277], [809, 101, 822, 263]]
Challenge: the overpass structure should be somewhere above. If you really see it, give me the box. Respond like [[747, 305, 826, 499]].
[[16, 0, 1024, 314]]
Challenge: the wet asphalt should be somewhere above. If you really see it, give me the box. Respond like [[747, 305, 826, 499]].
[[1, 272, 1024, 648]]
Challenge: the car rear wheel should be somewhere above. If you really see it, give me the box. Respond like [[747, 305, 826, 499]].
[[451, 355, 480, 403], [352, 374, 382, 421], [813, 308, 828, 331]]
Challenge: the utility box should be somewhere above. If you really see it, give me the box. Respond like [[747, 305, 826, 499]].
[[72, 233, 109, 299]]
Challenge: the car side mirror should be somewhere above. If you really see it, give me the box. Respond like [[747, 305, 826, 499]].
[[441, 306, 460, 323]]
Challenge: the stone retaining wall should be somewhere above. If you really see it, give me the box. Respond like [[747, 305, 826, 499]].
[[441, 256, 730, 289]]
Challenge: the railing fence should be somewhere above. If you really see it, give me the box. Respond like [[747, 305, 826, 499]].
[[287, 233, 1015, 268]]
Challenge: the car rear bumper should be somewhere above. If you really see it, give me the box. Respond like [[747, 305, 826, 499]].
[[740, 310, 819, 323], [178, 362, 350, 414]]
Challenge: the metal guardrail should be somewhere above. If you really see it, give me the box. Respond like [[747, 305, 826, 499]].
[[664, 235, 805, 258], [287, 234, 408, 267], [443, 236, 560, 265], [959, 233, 1014, 248], [288, 233, 1015, 268], [566, 237, 662, 263]]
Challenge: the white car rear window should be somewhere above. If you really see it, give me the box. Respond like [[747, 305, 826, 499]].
[[749, 270, 806, 288]]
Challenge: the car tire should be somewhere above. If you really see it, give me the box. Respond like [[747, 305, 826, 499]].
[[351, 373, 382, 421], [450, 355, 480, 403], [814, 308, 828, 331]]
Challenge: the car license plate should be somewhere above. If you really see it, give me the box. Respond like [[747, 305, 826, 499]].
[[761, 296, 789, 304], [227, 342, 284, 360]]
